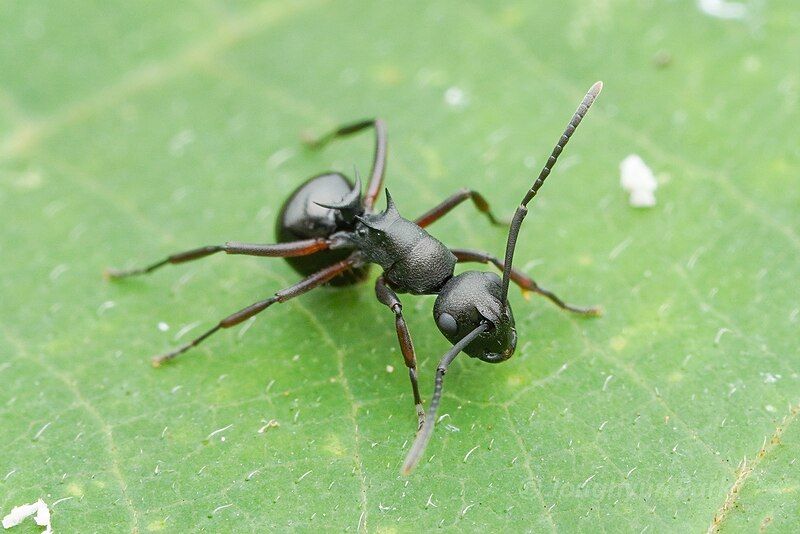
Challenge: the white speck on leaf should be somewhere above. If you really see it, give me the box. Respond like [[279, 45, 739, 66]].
[[211, 503, 233, 515], [602, 375, 614, 392], [766, 405, 776, 413], [620, 154, 657, 207], [267, 147, 296, 169], [444, 86, 468, 109], [761, 372, 781, 384], [157, 322, 169, 332], [50, 497, 72, 507], [206, 424, 232, 441], [714, 327, 732, 344], [425, 494, 437, 508], [609, 237, 633, 260], [32, 422, 51, 441], [175, 321, 201, 341], [96, 301, 116, 315], [2, 499, 52, 534], [697, 0, 747, 20], [48, 264, 68, 281], [237, 317, 257, 339]]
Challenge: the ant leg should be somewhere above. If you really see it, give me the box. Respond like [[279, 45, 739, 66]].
[[451, 248, 602, 316], [105, 238, 334, 279], [375, 276, 425, 430], [415, 188, 507, 228], [303, 118, 387, 212], [151, 257, 357, 366]]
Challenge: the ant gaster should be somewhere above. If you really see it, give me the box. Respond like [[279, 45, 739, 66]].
[[107, 82, 603, 474]]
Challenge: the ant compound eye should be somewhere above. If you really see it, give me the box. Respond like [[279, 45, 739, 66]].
[[436, 312, 458, 336]]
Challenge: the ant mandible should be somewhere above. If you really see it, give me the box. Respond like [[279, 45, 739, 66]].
[[107, 82, 603, 474]]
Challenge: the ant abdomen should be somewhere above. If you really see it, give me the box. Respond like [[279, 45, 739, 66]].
[[275, 172, 370, 285], [433, 271, 517, 363]]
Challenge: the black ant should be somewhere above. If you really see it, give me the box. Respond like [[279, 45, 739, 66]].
[[107, 82, 603, 474]]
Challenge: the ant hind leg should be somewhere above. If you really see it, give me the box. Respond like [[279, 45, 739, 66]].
[[151, 257, 358, 366], [451, 248, 602, 316]]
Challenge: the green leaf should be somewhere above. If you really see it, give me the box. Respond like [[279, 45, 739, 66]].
[[1, 1, 798, 532]]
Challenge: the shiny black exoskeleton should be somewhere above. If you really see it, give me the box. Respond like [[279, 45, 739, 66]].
[[107, 83, 604, 475], [434, 271, 516, 363], [276, 172, 369, 286]]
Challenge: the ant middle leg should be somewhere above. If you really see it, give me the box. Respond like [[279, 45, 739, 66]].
[[375, 276, 425, 430], [451, 248, 602, 316], [105, 238, 335, 279], [303, 118, 387, 212], [150, 257, 358, 367], [415, 188, 507, 228]]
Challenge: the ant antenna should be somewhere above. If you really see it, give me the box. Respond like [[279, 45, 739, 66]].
[[401, 322, 490, 475], [500, 82, 603, 306]]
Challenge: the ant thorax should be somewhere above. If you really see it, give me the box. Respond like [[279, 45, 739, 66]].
[[352, 194, 456, 295]]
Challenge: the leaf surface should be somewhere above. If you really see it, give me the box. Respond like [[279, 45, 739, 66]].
[[1, 1, 798, 531]]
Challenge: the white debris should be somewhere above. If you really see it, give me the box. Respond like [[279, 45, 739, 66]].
[[444, 87, 469, 109], [697, 0, 747, 20], [619, 154, 658, 207], [2, 499, 52, 534], [761, 372, 781, 384]]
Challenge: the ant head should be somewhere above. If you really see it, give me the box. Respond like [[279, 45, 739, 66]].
[[433, 271, 517, 363], [314, 170, 364, 225]]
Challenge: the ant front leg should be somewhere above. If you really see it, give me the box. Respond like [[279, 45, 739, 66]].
[[375, 276, 425, 430], [415, 188, 508, 228], [303, 118, 387, 212], [150, 257, 358, 366], [451, 248, 602, 316], [105, 238, 335, 279]]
